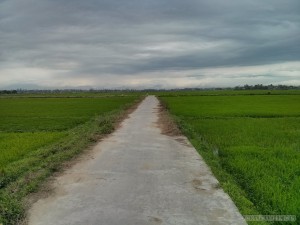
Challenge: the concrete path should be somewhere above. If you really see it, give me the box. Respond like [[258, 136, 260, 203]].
[[28, 96, 247, 225]]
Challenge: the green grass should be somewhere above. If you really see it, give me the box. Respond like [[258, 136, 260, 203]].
[[161, 94, 300, 225], [0, 94, 141, 224], [0, 132, 66, 169], [162, 95, 300, 118], [0, 97, 137, 132]]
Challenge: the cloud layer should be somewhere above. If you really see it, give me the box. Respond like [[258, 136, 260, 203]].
[[0, 0, 299, 89]]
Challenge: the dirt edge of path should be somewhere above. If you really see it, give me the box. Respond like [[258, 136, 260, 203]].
[[156, 100, 182, 137]]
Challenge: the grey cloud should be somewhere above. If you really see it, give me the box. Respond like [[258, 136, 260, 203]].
[[0, 0, 299, 88]]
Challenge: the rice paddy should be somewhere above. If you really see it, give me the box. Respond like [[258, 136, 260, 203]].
[[160, 92, 300, 225]]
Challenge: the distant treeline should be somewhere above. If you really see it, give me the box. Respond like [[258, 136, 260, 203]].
[[1, 84, 300, 94], [234, 84, 300, 90], [0, 90, 18, 94]]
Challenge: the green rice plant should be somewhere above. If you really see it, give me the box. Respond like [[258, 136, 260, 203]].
[[0, 97, 137, 132], [0, 132, 66, 169], [161, 93, 300, 225], [190, 118, 300, 218], [162, 95, 300, 118]]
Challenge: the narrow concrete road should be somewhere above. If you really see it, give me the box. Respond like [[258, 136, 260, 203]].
[[28, 96, 246, 225]]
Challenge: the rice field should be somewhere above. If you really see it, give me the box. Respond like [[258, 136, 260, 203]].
[[0, 97, 137, 168], [160, 93, 300, 225], [0, 132, 66, 169], [1, 90, 299, 224], [0, 94, 139, 224], [0, 97, 139, 132]]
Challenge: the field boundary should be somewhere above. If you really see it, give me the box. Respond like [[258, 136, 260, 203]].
[[157, 101, 182, 136]]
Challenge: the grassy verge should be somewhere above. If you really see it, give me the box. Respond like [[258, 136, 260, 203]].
[[0, 97, 142, 225], [174, 118, 269, 225]]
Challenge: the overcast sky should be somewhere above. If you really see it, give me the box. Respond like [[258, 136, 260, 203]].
[[0, 0, 299, 89]]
